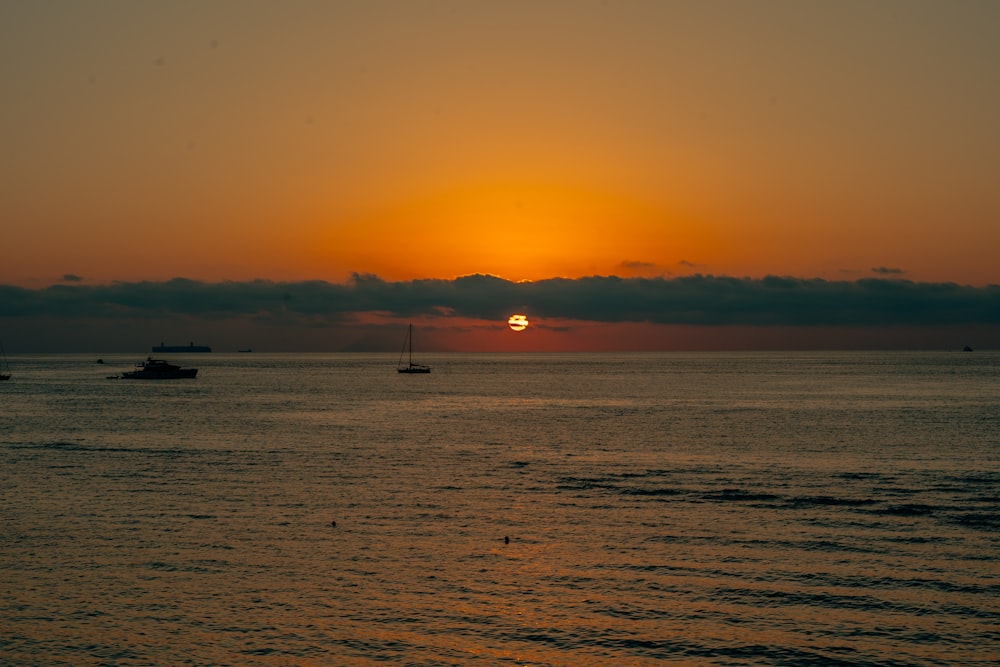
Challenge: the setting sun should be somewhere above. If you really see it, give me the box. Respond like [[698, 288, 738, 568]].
[[507, 314, 530, 332]]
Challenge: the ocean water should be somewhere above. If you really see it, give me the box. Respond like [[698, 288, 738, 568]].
[[1, 351, 997, 666]]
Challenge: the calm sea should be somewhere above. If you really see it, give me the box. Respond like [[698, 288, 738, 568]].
[[1, 351, 997, 666]]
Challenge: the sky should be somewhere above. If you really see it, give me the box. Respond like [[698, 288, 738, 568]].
[[1, 0, 998, 352]]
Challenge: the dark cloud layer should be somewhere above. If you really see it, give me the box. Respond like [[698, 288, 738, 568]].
[[2, 274, 997, 327]]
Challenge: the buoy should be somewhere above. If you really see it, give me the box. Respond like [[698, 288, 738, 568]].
[[504, 536, 509, 545]]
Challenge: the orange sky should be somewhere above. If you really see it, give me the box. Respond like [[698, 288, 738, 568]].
[[2, 1, 998, 293], [0, 2, 998, 356]]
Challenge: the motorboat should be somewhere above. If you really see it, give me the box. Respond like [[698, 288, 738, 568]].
[[120, 357, 198, 379]]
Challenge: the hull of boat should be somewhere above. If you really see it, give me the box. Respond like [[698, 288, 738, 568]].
[[121, 368, 198, 379], [398, 367, 431, 374]]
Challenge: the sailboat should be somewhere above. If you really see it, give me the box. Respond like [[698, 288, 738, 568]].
[[0, 340, 11, 381], [397, 324, 431, 374]]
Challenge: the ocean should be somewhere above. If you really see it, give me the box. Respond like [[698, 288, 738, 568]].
[[1, 351, 997, 666]]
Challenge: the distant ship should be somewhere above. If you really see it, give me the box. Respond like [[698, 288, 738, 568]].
[[152, 341, 212, 353]]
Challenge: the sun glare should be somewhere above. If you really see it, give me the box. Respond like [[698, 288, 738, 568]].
[[323, 180, 699, 282], [507, 314, 530, 331]]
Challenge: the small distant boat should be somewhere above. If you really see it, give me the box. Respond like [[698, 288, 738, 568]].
[[397, 324, 430, 374], [119, 357, 198, 379], [152, 341, 212, 353], [0, 339, 10, 381], [963, 344, 974, 352], [238, 348, 253, 353]]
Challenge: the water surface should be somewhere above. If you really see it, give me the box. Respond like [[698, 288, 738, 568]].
[[2, 351, 997, 665]]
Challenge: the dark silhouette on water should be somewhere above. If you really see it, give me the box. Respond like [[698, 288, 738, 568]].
[[0, 340, 11, 381], [119, 357, 198, 379], [397, 324, 431, 374]]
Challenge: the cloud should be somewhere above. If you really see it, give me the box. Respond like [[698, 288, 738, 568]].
[[615, 259, 708, 278], [618, 260, 659, 274], [1, 274, 997, 327], [872, 266, 906, 276], [61, 274, 84, 282]]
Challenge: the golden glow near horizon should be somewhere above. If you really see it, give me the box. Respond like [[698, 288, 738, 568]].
[[324, 181, 707, 282], [2, 2, 999, 288], [507, 314, 530, 332]]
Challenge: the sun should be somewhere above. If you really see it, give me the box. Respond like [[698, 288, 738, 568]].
[[507, 314, 530, 332]]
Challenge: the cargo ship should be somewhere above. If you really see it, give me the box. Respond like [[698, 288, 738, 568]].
[[151, 341, 212, 353]]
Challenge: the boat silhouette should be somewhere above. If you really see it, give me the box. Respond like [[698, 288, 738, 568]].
[[397, 324, 431, 374]]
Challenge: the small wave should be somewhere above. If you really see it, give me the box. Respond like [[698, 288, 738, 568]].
[[12, 441, 91, 451], [788, 571, 997, 597], [556, 476, 618, 492], [11, 441, 199, 457], [620, 487, 682, 497], [786, 495, 879, 507], [592, 602, 670, 621], [874, 503, 936, 516], [884, 535, 937, 544], [945, 473, 999, 487], [145, 561, 177, 571], [835, 471, 893, 481], [703, 488, 780, 502], [715, 586, 901, 613], [949, 511, 1000, 531]]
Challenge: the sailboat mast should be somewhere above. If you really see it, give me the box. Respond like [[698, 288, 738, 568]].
[[396, 323, 430, 373]]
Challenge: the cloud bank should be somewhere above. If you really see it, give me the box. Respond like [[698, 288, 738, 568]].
[[2, 274, 997, 327]]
